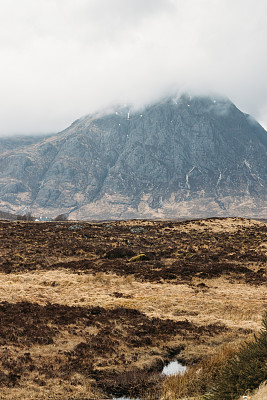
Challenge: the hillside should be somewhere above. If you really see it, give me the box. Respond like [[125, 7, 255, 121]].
[[0, 95, 266, 219], [0, 217, 266, 399], [0, 210, 20, 221]]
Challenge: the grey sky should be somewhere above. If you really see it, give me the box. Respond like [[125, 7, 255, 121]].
[[0, 0, 266, 135]]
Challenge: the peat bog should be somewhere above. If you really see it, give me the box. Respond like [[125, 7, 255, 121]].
[[0, 217, 266, 399]]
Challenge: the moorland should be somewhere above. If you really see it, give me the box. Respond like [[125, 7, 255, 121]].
[[0, 217, 266, 399]]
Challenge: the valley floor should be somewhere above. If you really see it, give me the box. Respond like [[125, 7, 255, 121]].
[[0, 217, 266, 399]]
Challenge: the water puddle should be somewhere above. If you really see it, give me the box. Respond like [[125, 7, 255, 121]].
[[162, 360, 187, 376]]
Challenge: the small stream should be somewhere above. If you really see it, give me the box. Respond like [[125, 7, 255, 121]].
[[113, 360, 186, 400]]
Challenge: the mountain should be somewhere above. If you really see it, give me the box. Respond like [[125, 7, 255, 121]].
[[0, 210, 20, 221], [0, 94, 266, 219], [0, 134, 53, 155]]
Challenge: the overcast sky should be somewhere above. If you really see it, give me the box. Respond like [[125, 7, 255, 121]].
[[0, 0, 266, 135]]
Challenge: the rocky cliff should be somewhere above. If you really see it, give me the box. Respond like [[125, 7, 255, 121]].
[[0, 94, 266, 219]]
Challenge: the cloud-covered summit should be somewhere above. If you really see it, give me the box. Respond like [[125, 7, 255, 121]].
[[0, 0, 266, 135]]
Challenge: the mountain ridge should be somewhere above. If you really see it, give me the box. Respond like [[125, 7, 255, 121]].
[[0, 94, 266, 219]]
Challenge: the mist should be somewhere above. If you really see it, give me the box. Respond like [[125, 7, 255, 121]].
[[0, 0, 266, 135]]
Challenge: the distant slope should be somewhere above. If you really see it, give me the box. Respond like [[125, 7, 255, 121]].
[[0, 210, 19, 220], [0, 134, 53, 154], [0, 94, 266, 219]]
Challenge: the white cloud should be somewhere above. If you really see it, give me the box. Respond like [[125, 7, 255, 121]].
[[0, 0, 266, 135]]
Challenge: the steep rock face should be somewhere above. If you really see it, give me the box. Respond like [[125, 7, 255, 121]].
[[0, 95, 266, 219]]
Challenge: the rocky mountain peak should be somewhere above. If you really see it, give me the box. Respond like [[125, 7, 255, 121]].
[[0, 94, 266, 219]]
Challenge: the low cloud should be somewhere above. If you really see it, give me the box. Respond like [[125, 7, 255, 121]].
[[0, 0, 266, 135]]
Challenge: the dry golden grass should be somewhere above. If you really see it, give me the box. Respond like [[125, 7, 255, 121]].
[[240, 382, 267, 400], [0, 375, 105, 400], [0, 217, 266, 399], [180, 217, 264, 234], [158, 344, 238, 400], [0, 268, 265, 366], [149, 349, 267, 400], [0, 270, 264, 326]]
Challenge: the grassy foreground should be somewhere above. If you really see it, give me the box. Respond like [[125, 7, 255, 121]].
[[156, 308, 267, 399], [0, 217, 266, 399], [245, 382, 267, 400]]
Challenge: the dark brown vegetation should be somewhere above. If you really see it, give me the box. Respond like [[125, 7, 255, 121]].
[[0, 217, 266, 399], [0, 301, 228, 397], [0, 217, 266, 285]]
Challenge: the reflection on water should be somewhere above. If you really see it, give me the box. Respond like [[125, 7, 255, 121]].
[[162, 360, 187, 376]]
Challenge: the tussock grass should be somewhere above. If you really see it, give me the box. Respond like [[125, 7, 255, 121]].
[[158, 344, 237, 400], [0, 271, 264, 328], [181, 217, 264, 234], [240, 382, 267, 400], [0, 217, 266, 399], [156, 310, 267, 400], [0, 269, 264, 366], [208, 310, 267, 400], [0, 375, 105, 400]]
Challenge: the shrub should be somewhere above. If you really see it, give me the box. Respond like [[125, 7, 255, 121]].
[[243, 381, 267, 400], [54, 213, 68, 221], [17, 212, 35, 221], [160, 345, 236, 399], [209, 309, 267, 400], [105, 247, 135, 259]]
